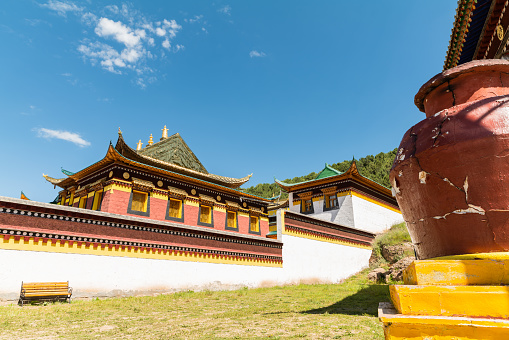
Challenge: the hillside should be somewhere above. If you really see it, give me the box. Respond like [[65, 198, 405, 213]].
[[243, 148, 398, 199]]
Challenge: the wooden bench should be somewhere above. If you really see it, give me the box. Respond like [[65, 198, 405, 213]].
[[19, 281, 72, 306]]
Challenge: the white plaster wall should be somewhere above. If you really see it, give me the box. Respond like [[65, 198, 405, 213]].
[[279, 234, 371, 283], [0, 235, 372, 300], [0, 249, 282, 300], [306, 195, 356, 229], [351, 195, 403, 234]]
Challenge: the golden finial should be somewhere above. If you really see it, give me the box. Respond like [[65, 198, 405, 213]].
[[161, 125, 169, 140], [118, 127, 122, 135], [136, 139, 143, 151], [148, 134, 154, 146]]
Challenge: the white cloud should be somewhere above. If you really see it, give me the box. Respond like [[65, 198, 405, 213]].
[[40, 0, 83, 17], [155, 27, 166, 36], [36, 128, 91, 147], [95, 18, 141, 48], [30, 105, 36, 109], [61, 72, 72, 77], [42, 2, 183, 88], [218, 5, 231, 15], [188, 15, 203, 24], [249, 50, 266, 58]]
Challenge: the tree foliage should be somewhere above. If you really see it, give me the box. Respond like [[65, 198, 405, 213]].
[[242, 148, 398, 199]]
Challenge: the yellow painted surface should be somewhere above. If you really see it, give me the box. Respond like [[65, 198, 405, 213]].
[[312, 197, 321, 202], [390, 285, 509, 319], [73, 197, 80, 205], [434, 252, 509, 261], [404, 259, 509, 286], [103, 182, 132, 193], [151, 191, 168, 200], [292, 200, 300, 206], [269, 225, 277, 232], [185, 198, 199, 207], [260, 216, 268, 222], [382, 319, 509, 340], [282, 228, 371, 250], [87, 191, 95, 198], [0, 235, 282, 268], [238, 210, 249, 218], [214, 205, 226, 212], [379, 302, 509, 340]]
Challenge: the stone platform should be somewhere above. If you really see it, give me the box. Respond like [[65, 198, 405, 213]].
[[379, 254, 509, 339]]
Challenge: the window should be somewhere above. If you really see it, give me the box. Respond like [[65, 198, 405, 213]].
[[301, 199, 314, 214], [200, 205, 211, 224], [131, 191, 148, 212], [79, 196, 87, 209], [324, 194, 338, 210], [168, 199, 182, 218], [127, 190, 151, 217], [250, 216, 260, 233], [92, 190, 103, 211], [226, 211, 237, 230]]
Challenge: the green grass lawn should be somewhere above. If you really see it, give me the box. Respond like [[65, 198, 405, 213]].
[[0, 270, 389, 339]]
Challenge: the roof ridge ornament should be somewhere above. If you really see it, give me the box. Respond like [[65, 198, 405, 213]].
[[148, 134, 154, 146], [136, 140, 143, 151], [118, 127, 122, 135], [161, 125, 169, 140]]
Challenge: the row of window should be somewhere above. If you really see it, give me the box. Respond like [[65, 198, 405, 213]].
[[63, 189, 261, 233], [300, 194, 338, 214], [128, 190, 261, 234]]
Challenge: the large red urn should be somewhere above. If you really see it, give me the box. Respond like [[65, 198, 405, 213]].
[[391, 60, 509, 259]]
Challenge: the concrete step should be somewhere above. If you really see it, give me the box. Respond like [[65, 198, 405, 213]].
[[379, 301, 509, 340], [390, 285, 509, 319], [404, 256, 509, 286]]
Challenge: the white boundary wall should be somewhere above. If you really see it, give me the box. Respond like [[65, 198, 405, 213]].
[[0, 236, 371, 301]]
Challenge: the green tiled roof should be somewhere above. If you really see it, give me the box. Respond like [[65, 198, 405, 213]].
[[315, 163, 343, 180]]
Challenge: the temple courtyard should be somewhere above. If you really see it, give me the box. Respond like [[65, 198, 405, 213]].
[[0, 269, 388, 339]]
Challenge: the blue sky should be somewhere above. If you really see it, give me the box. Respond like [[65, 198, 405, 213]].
[[0, 1, 457, 202]]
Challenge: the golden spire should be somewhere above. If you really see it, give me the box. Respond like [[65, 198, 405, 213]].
[[148, 134, 154, 146], [118, 127, 122, 135], [136, 139, 143, 151], [161, 125, 169, 140]]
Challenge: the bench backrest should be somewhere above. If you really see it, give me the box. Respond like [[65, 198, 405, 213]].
[[21, 282, 70, 293]]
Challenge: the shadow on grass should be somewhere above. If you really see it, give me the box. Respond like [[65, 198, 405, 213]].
[[301, 284, 390, 316]]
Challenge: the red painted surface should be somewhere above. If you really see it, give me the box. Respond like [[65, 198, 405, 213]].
[[238, 214, 249, 234], [392, 60, 509, 259], [101, 190, 130, 215], [260, 219, 269, 237], [0, 199, 282, 256], [213, 210, 226, 231], [150, 196, 167, 221], [184, 204, 199, 227]]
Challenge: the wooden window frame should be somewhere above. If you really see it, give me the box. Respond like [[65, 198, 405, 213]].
[[323, 193, 338, 211], [79, 195, 87, 209], [92, 190, 104, 211], [166, 198, 184, 222], [127, 190, 150, 217], [225, 210, 238, 231], [197, 204, 214, 227], [249, 215, 261, 235], [300, 198, 314, 214]]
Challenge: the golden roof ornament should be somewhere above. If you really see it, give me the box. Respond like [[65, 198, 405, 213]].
[[136, 139, 143, 151], [118, 127, 122, 135], [161, 125, 169, 140], [148, 134, 154, 146]]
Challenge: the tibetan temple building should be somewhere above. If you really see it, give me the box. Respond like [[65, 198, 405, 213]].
[[272, 162, 402, 234], [444, 0, 509, 69], [0, 127, 384, 300], [43, 128, 269, 238]]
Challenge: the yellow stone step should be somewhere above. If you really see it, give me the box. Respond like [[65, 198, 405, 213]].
[[404, 258, 509, 286], [379, 302, 509, 340], [390, 285, 509, 319]]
